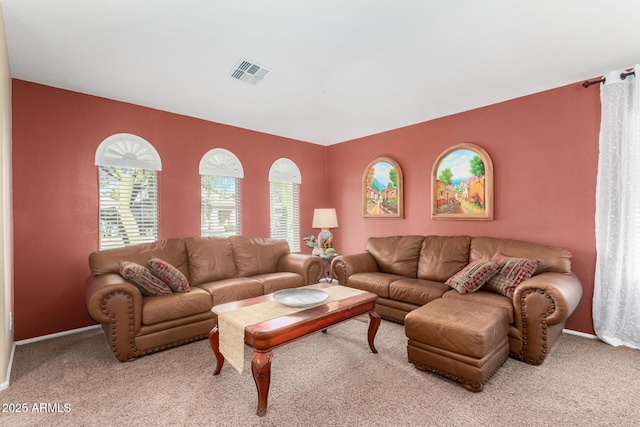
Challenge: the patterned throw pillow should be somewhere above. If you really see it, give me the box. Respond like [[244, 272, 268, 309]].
[[148, 257, 191, 292], [445, 259, 501, 294], [485, 253, 541, 297], [119, 261, 172, 296]]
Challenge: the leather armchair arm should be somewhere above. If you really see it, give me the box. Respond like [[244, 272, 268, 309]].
[[85, 273, 144, 361], [513, 272, 583, 326], [511, 272, 583, 364], [277, 253, 323, 285], [331, 253, 379, 285]]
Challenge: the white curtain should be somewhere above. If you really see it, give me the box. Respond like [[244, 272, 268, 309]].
[[593, 66, 640, 349]]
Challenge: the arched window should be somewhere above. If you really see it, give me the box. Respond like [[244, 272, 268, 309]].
[[95, 133, 161, 249], [199, 148, 243, 237], [269, 158, 301, 252]]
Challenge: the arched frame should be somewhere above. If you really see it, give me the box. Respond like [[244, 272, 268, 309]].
[[199, 148, 244, 178], [362, 156, 403, 218], [95, 133, 162, 170], [269, 158, 302, 184], [431, 142, 494, 221]]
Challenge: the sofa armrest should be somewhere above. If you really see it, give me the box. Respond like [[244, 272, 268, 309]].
[[331, 253, 379, 285], [514, 272, 583, 326], [277, 253, 323, 285], [85, 273, 144, 361], [511, 272, 583, 364]]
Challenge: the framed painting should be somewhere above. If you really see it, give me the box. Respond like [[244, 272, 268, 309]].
[[431, 143, 493, 220], [362, 157, 403, 218]]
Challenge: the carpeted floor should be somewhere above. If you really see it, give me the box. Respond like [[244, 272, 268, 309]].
[[1, 319, 639, 426]]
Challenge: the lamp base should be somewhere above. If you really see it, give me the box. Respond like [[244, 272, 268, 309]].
[[317, 229, 334, 252]]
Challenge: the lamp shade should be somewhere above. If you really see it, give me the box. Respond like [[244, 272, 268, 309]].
[[312, 208, 338, 228]]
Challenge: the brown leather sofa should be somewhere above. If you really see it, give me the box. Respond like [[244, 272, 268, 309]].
[[331, 235, 583, 366], [85, 235, 323, 362]]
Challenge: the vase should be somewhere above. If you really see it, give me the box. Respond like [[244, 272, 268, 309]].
[[312, 247, 321, 256]]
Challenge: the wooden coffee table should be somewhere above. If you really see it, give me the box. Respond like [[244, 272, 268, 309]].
[[209, 283, 380, 416]]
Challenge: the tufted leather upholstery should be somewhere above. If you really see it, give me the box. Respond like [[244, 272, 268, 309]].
[[86, 236, 323, 362]]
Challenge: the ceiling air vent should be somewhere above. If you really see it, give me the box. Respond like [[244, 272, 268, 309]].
[[229, 58, 270, 86]]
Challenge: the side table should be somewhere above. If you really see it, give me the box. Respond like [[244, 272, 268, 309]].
[[318, 254, 337, 283]]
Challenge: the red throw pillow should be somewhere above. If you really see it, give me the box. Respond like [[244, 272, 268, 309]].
[[120, 261, 172, 296], [445, 259, 501, 294], [485, 253, 541, 297], [148, 258, 190, 292]]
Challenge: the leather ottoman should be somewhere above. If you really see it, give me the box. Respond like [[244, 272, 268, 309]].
[[405, 298, 509, 391]]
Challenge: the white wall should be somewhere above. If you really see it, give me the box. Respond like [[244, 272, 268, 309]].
[[0, 4, 14, 391]]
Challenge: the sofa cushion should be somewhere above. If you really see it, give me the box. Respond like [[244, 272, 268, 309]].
[[365, 235, 425, 278], [185, 236, 237, 285], [148, 257, 190, 292], [142, 287, 212, 325], [230, 236, 290, 277], [252, 272, 303, 294], [119, 261, 172, 296], [90, 238, 189, 278], [347, 272, 405, 298], [197, 277, 264, 306], [445, 259, 501, 294], [470, 236, 571, 275], [389, 278, 450, 306], [485, 253, 540, 297], [442, 289, 515, 323], [417, 235, 471, 281]]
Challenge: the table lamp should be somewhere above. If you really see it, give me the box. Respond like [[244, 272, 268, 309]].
[[312, 208, 338, 253]]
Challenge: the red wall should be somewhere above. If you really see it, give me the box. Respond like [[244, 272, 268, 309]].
[[326, 83, 600, 334], [11, 79, 327, 340], [12, 78, 601, 338]]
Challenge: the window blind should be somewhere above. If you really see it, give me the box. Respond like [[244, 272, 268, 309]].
[[99, 166, 159, 250], [201, 175, 241, 237], [269, 181, 300, 252]]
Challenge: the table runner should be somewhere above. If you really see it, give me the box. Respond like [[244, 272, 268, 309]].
[[218, 285, 367, 373]]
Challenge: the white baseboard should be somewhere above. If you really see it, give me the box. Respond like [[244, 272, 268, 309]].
[[1, 324, 102, 391], [0, 342, 16, 392], [15, 324, 101, 346], [562, 328, 599, 340]]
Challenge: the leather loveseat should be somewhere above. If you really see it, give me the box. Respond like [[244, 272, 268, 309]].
[[85, 235, 323, 362], [331, 235, 583, 366]]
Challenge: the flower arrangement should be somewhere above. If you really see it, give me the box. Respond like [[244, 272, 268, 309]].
[[303, 233, 318, 248]]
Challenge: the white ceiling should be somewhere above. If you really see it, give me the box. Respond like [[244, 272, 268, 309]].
[[3, 1, 640, 146]]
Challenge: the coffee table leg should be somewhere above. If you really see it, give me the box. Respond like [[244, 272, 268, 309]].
[[251, 350, 273, 417], [367, 311, 381, 354], [208, 326, 225, 375]]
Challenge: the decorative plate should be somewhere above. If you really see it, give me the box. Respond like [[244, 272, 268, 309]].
[[273, 288, 329, 307]]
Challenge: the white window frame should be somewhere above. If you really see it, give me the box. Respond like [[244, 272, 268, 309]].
[[269, 158, 301, 252], [199, 148, 243, 237], [95, 133, 161, 250]]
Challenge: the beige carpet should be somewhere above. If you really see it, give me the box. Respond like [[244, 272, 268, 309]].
[[2, 320, 639, 427]]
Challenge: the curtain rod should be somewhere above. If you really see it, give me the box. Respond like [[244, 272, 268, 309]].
[[583, 70, 636, 88]]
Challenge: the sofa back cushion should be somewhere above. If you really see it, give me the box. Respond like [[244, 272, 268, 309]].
[[469, 236, 572, 275], [89, 238, 189, 278], [184, 236, 237, 285], [230, 236, 290, 277], [365, 235, 425, 278], [417, 235, 472, 282]]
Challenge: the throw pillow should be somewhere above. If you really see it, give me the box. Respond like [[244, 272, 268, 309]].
[[485, 253, 541, 297], [445, 259, 501, 294], [119, 261, 172, 296], [148, 257, 191, 292]]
